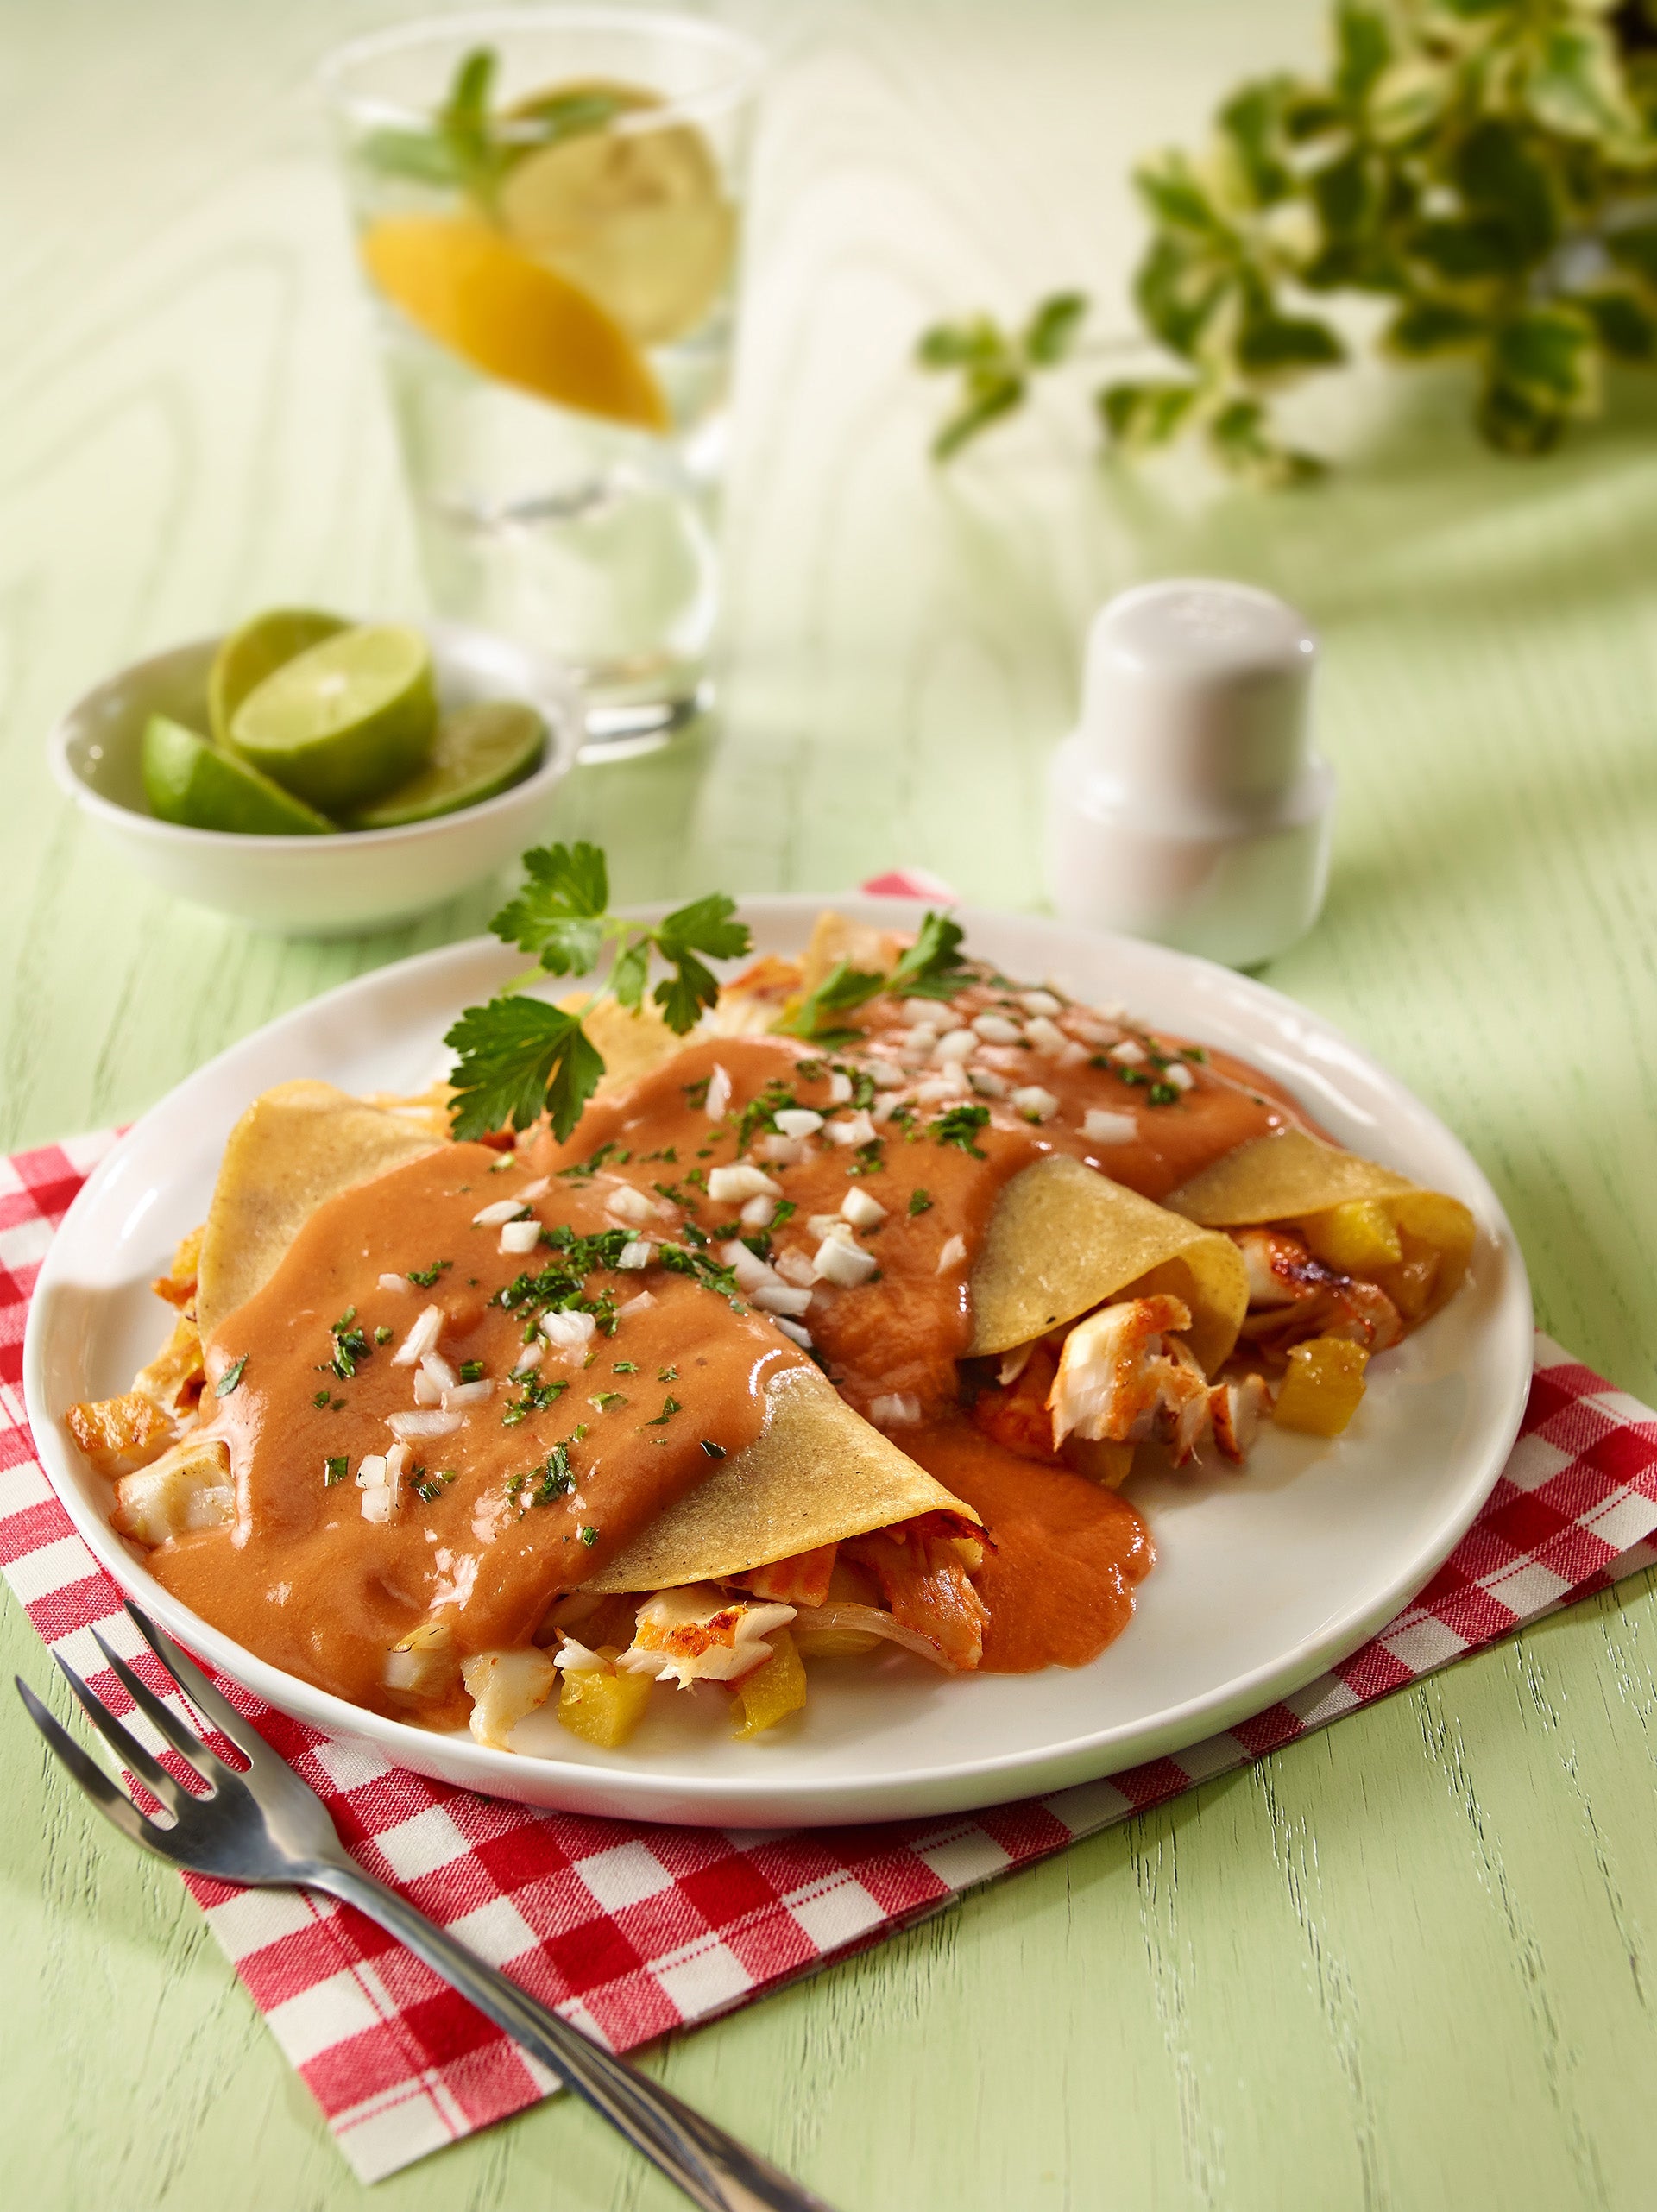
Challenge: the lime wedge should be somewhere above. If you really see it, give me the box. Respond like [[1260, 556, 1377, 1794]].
[[142, 715, 335, 836], [209, 608, 349, 747], [343, 702, 547, 829], [497, 79, 734, 347], [228, 625, 437, 812]]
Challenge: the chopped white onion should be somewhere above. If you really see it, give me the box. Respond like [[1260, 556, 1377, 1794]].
[[1024, 1016, 1069, 1056], [871, 1093, 907, 1123], [721, 1238, 780, 1292], [361, 1487, 394, 1525], [387, 1409, 464, 1440], [936, 1234, 967, 1273], [708, 1163, 782, 1203], [740, 1193, 777, 1228], [616, 1290, 656, 1316], [773, 1317, 815, 1350], [499, 1219, 541, 1254], [968, 1068, 1008, 1099], [377, 1272, 411, 1295], [607, 1183, 657, 1226], [752, 1282, 815, 1316], [1165, 1061, 1195, 1092], [902, 997, 945, 1023], [840, 1186, 887, 1230], [705, 1062, 733, 1119], [355, 1453, 388, 1491], [774, 1107, 823, 1139], [813, 1235, 879, 1288], [616, 1238, 654, 1270], [972, 1013, 1022, 1044], [542, 1310, 596, 1352], [1011, 1085, 1060, 1123], [933, 1029, 975, 1064], [442, 1379, 493, 1408], [914, 1076, 965, 1105], [825, 1110, 877, 1147], [1083, 1107, 1139, 1144], [413, 1366, 444, 1406], [472, 1196, 526, 1227], [869, 1392, 923, 1427], [773, 1249, 817, 1289], [754, 1133, 806, 1165], [420, 1352, 457, 1390], [518, 1176, 549, 1201], [809, 1213, 849, 1239], [392, 1305, 444, 1368], [1020, 990, 1062, 1017], [1055, 1040, 1090, 1071], [1110, 1039, 1147, 1066], [866, 1059, 905, 1088], [826, 1069, 853, 1105]]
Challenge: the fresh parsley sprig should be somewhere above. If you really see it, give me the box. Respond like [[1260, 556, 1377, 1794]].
[[444, 842, 752, 1143], [778, 911, 975, 1043]]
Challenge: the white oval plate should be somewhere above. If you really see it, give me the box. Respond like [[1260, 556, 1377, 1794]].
[[25, 901, 1533, 1829]]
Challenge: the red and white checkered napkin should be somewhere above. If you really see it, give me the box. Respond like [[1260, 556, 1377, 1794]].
[[5, 1133, 1657, 2182]]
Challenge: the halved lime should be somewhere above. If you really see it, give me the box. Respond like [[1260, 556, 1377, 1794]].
[[228, 624, 437, 812], [142, 715, 336, 836], [208, 607, 348, 746], [342, 701, 547, 829]]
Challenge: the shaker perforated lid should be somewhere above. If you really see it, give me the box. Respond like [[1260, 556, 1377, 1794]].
[[1076, 579, 1319, 816]]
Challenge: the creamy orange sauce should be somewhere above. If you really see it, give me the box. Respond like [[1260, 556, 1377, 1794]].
[[148, 975, 1312, 1718]]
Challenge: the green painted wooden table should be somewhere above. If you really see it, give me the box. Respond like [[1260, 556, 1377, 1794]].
[[8, 2, 1657, 2206]]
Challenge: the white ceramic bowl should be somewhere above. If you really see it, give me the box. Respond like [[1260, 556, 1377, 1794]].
[[48, 619, 583, 935]]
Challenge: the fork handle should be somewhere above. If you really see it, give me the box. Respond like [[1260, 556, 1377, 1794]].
[[305, 1859, 839, 2212]]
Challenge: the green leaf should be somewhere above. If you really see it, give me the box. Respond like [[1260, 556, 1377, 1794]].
[[1311, 146, 1379, 238], [1236, 299, 1345, 375], [1099, 378, 1201, 451], [1217, 80, 1295, 206], [490, 841, 610, 974], [1134, 235, 1233, 361], [932, 373, 1025, 459], [1579, 288, 1657, 362], [916, 317, 1011, 372], [1207, 398, 1326, 486], [609, 938, 649, 1011], [1022, 291, 1089, 366], [445, 997, 604, 1141], [1135, 156, 1231, 237], [1476, 377, 1566, 456], [1524, 22, 1641, 145], [656, 892, 751, 964], [1493, 306, 1597, 413], [1385, 298, 1488, 356], [1334, 3, 1391, 109], [1607, 225, 1657, 289], [358, 128, 459, 187], [1454, 120, 1557, 258], [1367, 58, 1452, 145], [888, 911, 975, 999], [1408, 217, 1527, 280], [776, 959, 887, 1042], [652, 951, 721, 1036], [438, 45, 501, 203]]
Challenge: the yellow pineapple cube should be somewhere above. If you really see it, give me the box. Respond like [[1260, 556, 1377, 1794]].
[[558, 1656, 653, 1749], [1062, 1435, 1136, 1490], [731, 1629, 808, 1738], [1274, 1337, 1370, 1436], [1299, 1200, 1402, 1275]]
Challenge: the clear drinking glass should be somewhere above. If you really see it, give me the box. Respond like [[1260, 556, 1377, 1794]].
[[321, 10, 763, 755]]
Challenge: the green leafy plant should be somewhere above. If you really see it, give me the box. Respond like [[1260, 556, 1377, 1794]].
[[920, 0, 1657, 481], [361, 46, 627, 210], [444, 842, 752, 1141]]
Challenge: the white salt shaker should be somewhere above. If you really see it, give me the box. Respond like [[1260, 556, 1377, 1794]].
[[1046, 578, 1334, 968]]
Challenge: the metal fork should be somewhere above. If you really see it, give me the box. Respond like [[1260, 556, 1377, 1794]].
[[16, 1603, 836, 2212]]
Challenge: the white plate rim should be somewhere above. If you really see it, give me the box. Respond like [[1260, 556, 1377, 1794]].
[[22, 901, 1534, 1827]]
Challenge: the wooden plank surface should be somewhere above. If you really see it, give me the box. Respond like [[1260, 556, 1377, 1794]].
[[6, 3, 1657, 2207]]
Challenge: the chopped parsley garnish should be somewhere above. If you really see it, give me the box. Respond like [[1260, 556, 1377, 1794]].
[[658, 1365, 678, 1383], [660, 1243, 743, 1306], [831, 1061, 877, 1110], [684, 1166, 709, 1192], [777, 911, 975, 1042], [1185, 1045, 1208, 1062], [334, 1307, 356, 1331], [909, 1188, 934, 1216], [215, 1355, 248, 1397], [578, 1524, 599, 1547], [324, 1455, 349, 1487], [412, 1469, 447, 1503], [327, 1314, 371, 1380], [502, 1376, 570, 1427], [795, 1057, 827, 1081], [930, 1103, 991, 1157], [1148, 1081, 1181, 1106], [406, 1259, 452, 1288], [459, 1359, 487, 1383], [682, 1075, 711, 1109], [589, 1390, 627, 1411], [558, 1138, 627, 1181], [646, 1396, 683, 1425], [771, 1200, 797, 1231], [847, 1138, 885, 1177], [734, 1079, 799, 1154], [312, 1388, 331, 1409], [530, 1445, 576, 1506], [375, 1326, 394, 1345], [612, 1360, 638, 1374], [700, 1439, 728, 1459]]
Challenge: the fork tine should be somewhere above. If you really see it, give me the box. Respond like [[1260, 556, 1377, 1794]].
[[52, 1652, 193, 1813], [124, 1604, 279, 1777], [15, 1675, 167, 1858], [89, 1627, 233, 1792]]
